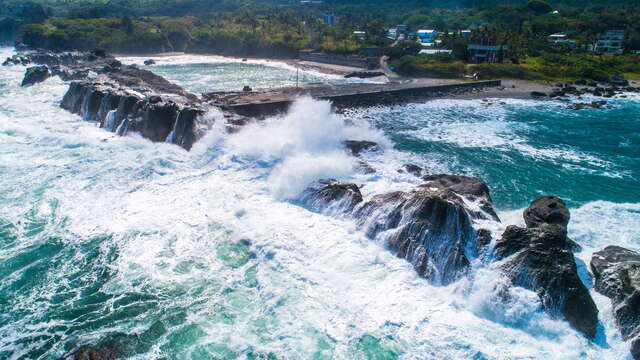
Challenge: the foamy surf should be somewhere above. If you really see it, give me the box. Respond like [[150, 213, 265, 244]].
[[1, 46, 639, 359]]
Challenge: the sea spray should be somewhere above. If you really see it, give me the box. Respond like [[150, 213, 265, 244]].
[[1, 46, 638, 359], [227, 96, 382, 199]]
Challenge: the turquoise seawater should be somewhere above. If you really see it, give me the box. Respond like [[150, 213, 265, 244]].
[[1, 47, 639, 359], [120, 54, 365, 94]]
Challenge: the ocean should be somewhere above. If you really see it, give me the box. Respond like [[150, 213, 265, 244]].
[[1, 48, 639, 359]]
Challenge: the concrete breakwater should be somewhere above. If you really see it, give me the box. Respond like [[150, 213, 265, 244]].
[[213, 80, 502, 118]]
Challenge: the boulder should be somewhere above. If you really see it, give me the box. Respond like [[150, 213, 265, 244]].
[[354, 176, 498, 284], [21, 65, 50, 87], [421, 174, 499, 221], [398, 164, 426, 178], [495, 196, 598, 338], [343, 140, 381, 156], [301, 180, 363, 214], [523, 195, 570, 230], [144, 59, 156, 66], [591, 245, 640, 359], [531, 91, 547, 97]]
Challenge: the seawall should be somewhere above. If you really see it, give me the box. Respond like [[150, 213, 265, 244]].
[[227, 80, 502, 117]]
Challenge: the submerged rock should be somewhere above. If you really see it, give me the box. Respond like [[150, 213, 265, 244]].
[[21, 65, 50, 86], [495, 196, 598, 338], [301, 180, 363, 214], [591, 245, 640, 359], [343, 140, 381, 156], [62, 347, 118, 360], [398, 164, 425, 178]]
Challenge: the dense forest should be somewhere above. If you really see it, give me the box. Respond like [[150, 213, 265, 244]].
[[1, 0, 639, 80]]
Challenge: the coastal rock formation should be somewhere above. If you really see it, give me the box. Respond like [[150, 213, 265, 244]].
[[422, 174, 499, 222], [304, 174, 497, 285], [495, 196, 598, 338], [523, 195, 570, 229], [591, 246, 640, 359], [343, 140, 381, 156], [21, 65, 50, 86], [18, 49, 209, 150], [300, 180, 363, 214], [398, 164, 426, 178]]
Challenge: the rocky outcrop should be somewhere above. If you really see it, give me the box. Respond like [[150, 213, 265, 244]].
[[495, 196, 598, 338], [300, 180, 363, 214], [21, 65, 50, 86], [15, 49, 211, 150], [398, 164, 426, 178], [523, 195, 570, 230], [591, 246, 640, 359], [58, 81, 210, 150], [422, 174, 499, 222], [304, 174, 498, 285], [343, 140, 381, 157]]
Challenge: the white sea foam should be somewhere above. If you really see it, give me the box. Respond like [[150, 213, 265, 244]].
[[0, 46, 638, 359]]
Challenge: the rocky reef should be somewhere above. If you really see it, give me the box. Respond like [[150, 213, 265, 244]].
[[303, 174, 498, 285], [495, 196, 598, 338], [7, 49, 210, 150], [21, 65, 50, 86], [303, 175, 604, 339], [591, 246, 640, 359]]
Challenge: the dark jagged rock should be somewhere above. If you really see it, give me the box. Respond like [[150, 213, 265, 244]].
[[167, 108, 203, 150], [21, 65, 50, 86], [495, 196, 598, 338], [14, 49, 212, 150], [143, 59, 156, 66], [354, 184, 492, 284], [531, 91, 547, 97], [591, 245, 640, 359], [344, 140, 381, 156], [476, 228, 493, 253], [301, 180, 363, 214], [302, 175, 498, 284], [568, 101, 608, 110], [523, 195, 570, 230], [62, 347, 118, 360], [421, 174, 499, 221], [133, 101, 180, 142], [398, 164, 425, 178]]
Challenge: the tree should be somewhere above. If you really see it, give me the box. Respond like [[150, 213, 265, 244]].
[[121, 15, 134, 35], [527, 0, 553, 15]]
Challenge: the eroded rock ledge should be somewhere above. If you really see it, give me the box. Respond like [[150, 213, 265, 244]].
[[7, 49, 211, 150]]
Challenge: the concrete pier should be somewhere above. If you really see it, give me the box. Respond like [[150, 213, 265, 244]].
[[206, 80, 502, 117]]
